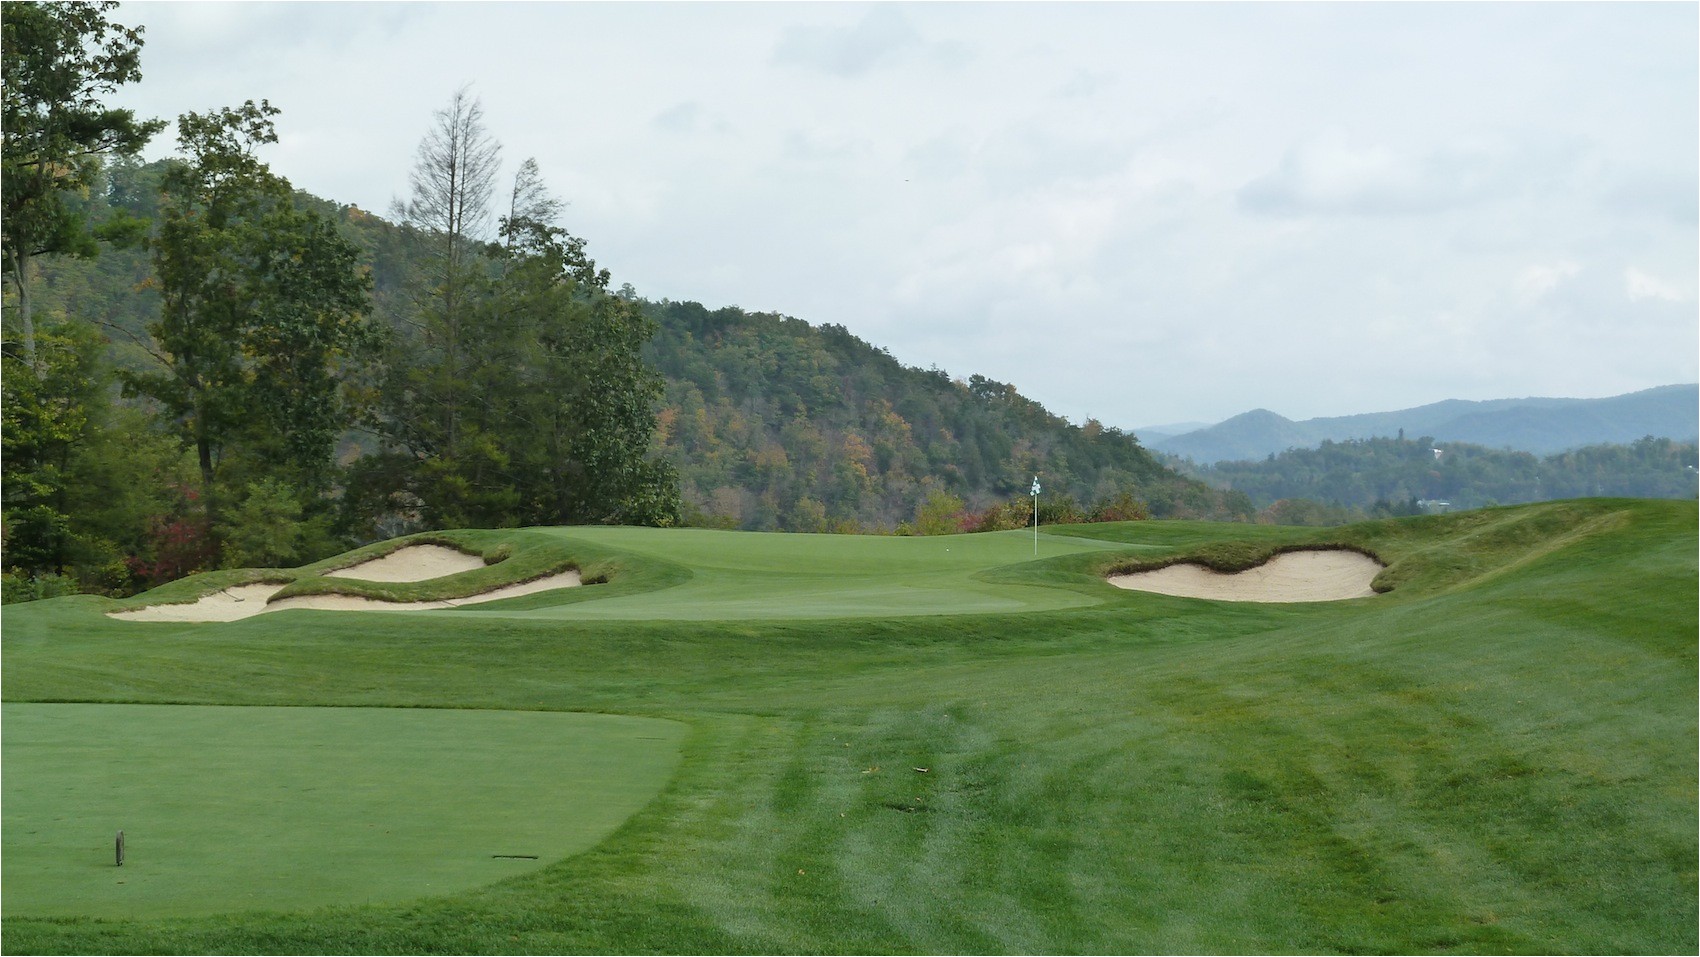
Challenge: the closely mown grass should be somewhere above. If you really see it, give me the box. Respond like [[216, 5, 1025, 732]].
[[3, 704, 684, 918], [2, 499, 1693, 954]]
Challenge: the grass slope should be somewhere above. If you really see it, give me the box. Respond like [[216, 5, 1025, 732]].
[[2, 499, 1693, 954]]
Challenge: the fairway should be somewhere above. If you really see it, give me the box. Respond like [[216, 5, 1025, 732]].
[[2, 704, 685, 918]]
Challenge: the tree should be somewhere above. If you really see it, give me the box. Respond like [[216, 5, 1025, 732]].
[[469, 203, 675, 525], [2, 320, 189, 590], [503, 157, 560, 263], [365, 159, 679, 530], [215, 478, 331, 569], [914, 489, 965, 535], [2, 322, 111, 574], [129, 101, 375, 521], [1, 0, 163, 367], [391, 85, 501, 454]]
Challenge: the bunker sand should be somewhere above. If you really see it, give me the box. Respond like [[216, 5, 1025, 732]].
[[267, 571, 582, 614], [105, 582, 288, 623], [324, 543, 487, 582], [108, 571, 581, 622], [1107, 549, 1383, 603]]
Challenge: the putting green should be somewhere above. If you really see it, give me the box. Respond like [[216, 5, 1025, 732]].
[[492, 526, 1122, 621], [2, 704, 685, 918]]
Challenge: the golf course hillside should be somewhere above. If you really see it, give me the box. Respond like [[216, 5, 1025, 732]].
[[4, 498, 1695, 954]]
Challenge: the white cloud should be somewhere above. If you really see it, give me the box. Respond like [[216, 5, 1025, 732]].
[[1238, 129, 1533, 218], [772, 7, 932, 77], [652, 102, 704, 134], [783, 128, 866, 163], [1625, 267, 1690, 303], [1515, 261, 1582, 303], [1053, 70, 1113, 99]]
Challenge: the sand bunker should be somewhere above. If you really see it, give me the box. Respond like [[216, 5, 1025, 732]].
[[1107, 549, 1384, 603], [108, 571, 581, 622], [323, 544, 487, 582], [107, 583, 291, 623], [266, 571, 582, 614]]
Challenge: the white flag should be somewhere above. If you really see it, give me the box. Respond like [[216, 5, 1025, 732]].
[[1031, 476, 1041, 496]]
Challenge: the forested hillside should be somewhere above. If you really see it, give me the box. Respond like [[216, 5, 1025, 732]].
[[642, 299, 1248, 531], [1174, 434, 1698, 523]]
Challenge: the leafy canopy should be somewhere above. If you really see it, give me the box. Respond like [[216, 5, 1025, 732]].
[[1, 0, 162, 265]]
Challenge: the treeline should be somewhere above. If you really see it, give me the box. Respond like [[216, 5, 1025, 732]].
[[1171, 434, 1699, 524], [642, 299, 1253, 532], [2, 3, 675, 600]]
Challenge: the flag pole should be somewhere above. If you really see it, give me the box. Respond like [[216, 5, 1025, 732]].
[[1031, 474, 1040, 556]]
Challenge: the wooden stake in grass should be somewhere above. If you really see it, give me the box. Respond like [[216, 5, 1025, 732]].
[[115, 829, 125, 867]]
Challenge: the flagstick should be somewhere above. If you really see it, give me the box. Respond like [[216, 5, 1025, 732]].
[[1031, 475, 1040, 557]]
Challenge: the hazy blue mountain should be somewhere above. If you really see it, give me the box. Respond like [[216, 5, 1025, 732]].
[[1145, 385, 1699, 463], [1130, 420, 1213, 442]]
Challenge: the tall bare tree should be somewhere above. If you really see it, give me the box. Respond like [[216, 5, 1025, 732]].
[[392, 85, 501, 452], [501, 157, 561, 262]]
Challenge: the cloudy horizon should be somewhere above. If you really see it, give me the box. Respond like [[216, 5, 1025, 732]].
[[111, 1, 1698, 429]]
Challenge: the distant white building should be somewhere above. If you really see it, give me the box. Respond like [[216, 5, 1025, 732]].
[[1417, 499, 1453, 513]]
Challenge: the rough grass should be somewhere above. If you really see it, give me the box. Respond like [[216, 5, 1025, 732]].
[[99, 528, 637, 611], [2, 498, 1693, 954]]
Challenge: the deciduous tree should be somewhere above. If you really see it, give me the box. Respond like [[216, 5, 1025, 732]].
[[1, 0, 162, 367], [130, 101, 374, 520]]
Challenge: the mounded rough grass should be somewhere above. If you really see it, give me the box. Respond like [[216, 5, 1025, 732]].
[[101, 529, 640, 616], [3, 499, 1693, 954]]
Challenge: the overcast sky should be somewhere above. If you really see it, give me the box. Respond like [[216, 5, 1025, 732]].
[[111, 1, 1697, 429]]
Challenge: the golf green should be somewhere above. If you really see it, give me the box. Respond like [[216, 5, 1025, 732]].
[[497, 526, 1125, 620], [2, 704, 686, 918]]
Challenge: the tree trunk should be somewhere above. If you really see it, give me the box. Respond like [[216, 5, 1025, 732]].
[[5, 246, 39, 374], [196, 404, 219, 527]]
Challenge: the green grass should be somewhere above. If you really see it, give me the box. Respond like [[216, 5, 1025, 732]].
[[1, 498, 1693, 954], [503, 526, 1119, 620], [2, 704, 684, 919]]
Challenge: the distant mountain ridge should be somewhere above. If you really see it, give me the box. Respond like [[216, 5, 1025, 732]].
[[1145, 385, 1700, 464]]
